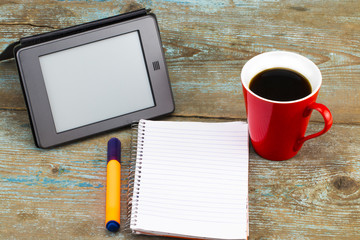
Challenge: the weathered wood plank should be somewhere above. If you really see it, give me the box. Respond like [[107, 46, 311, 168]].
[[0, 109, 132, 239], [249, 122, 360, 239], [0, 110, 359, 239], [0, 0, 359, 123], [0, 0, 359, 239]]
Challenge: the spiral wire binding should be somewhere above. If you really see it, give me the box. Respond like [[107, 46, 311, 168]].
[[125, 121, 145, 231]]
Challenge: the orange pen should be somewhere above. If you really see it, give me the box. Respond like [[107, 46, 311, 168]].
[[106, 137, 121, 232]]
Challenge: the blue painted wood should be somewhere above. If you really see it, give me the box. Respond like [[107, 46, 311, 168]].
[[0, 0, 359, 239]]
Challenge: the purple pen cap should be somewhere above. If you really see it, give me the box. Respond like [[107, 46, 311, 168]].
[[107, 138, 121, 163]]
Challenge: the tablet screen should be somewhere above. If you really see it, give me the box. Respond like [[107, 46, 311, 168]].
[[39, 31, 155, 133]]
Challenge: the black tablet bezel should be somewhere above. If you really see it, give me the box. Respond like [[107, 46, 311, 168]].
[[16, 15, 174, 148]]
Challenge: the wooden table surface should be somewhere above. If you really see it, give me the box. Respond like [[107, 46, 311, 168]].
[[0, 0, 359, 239]]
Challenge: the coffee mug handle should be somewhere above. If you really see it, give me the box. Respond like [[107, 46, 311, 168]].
[[294, 102, 333, 151]]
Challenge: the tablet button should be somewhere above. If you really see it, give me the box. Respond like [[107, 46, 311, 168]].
[[152, 61, 160, 70]]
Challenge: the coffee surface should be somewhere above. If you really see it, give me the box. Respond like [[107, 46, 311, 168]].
[[249, 68, 312, 101]]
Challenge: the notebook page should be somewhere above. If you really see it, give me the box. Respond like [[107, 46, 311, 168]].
[[130, 120, 248, 240]]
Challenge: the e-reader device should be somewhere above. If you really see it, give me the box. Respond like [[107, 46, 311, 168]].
[[0, 9, 174, 148]]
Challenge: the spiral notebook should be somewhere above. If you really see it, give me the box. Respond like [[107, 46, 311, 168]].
[[128, 119, 249, 240]]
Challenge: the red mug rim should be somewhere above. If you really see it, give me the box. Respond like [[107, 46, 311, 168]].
[[241, 51, 322, 104]]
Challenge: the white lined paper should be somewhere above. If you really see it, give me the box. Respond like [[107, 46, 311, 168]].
[[130, 120, 249, 240]]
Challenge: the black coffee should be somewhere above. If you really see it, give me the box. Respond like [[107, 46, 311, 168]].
[[249, 68, 312, 101]]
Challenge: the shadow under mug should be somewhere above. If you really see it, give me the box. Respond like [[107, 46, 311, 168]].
[[241, 51, 333, 160]]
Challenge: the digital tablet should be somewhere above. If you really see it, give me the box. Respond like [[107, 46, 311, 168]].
[[13, 10, 174, 148]]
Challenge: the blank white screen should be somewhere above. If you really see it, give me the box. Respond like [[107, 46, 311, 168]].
[[39, 31, 155, 133]]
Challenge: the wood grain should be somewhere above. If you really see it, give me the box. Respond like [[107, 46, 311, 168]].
[[0, 0, 359, 123], [1, 111, 359, 239], [0, 0, 359, 239], [249, 123, 360, 239]]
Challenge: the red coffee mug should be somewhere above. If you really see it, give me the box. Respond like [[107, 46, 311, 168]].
[[241, 51, 333, 160]]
